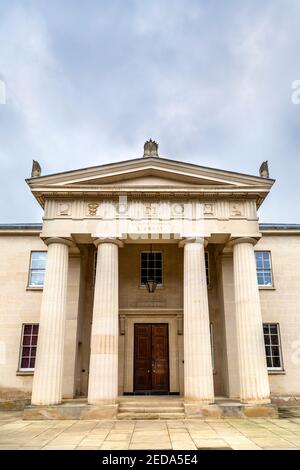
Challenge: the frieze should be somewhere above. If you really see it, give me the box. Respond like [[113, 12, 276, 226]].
[[45, 198, 256, 222]]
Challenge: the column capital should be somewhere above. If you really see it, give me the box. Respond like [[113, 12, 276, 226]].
[[179, 237, 208, 248], [230, 237, 259, 247], [43, 237, 74, 248], [93, 238, 124, 248]]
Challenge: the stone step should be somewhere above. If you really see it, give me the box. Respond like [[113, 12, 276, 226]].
[[117, 398, 184, 419], [117, 412, 185, 420], [118, 406, 184, 413], [118, 401, 183, 408]]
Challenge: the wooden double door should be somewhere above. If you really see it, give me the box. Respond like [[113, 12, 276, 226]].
[[134, 323, 169, 393]]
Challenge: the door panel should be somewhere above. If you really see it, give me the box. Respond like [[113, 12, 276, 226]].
[[134, 323, 169, 392], [134, 324, 152, 391], [152, 324, 169, 391]]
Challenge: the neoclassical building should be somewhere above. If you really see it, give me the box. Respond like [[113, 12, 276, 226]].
[[0, 141, 299, 418]]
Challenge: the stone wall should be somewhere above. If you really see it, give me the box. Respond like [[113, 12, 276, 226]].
[[257, 235, 300, 401], [0, 232, 299, 401]]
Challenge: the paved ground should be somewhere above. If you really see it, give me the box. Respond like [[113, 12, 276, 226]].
[[0, 411, 300, 450]]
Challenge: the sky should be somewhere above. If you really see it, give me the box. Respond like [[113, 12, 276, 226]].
[[0, 0, 300, 223]]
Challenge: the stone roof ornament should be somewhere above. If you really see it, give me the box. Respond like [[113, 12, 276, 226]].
[[31, 160, 42, 177], [259, 160, 269, 179], [143, 139, 159, 158]]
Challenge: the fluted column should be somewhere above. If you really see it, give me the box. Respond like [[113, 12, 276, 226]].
[[181, 238, 214, 403], [31, 238, 72, 405], [233, 238, 270, 404], [88, 239, 123, 405]]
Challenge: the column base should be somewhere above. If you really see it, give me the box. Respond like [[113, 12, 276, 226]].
[[184, 401, 278, 418], [23, 403, 118, 420], [240, 398, 271, 405], [184, 403, 221, 418]]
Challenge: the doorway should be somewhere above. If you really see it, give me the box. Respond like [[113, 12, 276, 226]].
[[134, 323, 169, 393]]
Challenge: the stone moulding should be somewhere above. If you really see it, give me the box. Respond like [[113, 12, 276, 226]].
[[184, 403, 278, 419]]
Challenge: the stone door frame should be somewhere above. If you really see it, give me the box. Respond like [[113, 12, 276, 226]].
[[122, 313, 180, 394]]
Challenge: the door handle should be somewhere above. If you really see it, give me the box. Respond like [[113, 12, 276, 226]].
[[147, 369, 150, 373]]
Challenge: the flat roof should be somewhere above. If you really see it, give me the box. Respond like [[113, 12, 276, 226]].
[[259, 223, 300, 230], [0, 223, 299, 232], [0, 223, 43, 230]]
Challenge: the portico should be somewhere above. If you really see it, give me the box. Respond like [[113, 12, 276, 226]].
[[24, 142, 277, 418]]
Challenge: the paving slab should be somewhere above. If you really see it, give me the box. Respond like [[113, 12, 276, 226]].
[[1, 410, 300, 450]]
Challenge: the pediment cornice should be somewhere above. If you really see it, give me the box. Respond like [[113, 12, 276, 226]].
[[26, 156, 275, 208]]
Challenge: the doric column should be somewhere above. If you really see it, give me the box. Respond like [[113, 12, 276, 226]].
[[181, 238, 214, 403], [232, 237, 270, 404], [31, 238, 72, 405], [88, 239, 123, 405]]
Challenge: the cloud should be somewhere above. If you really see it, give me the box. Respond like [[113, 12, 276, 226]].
[[0, 0, 300, 222]]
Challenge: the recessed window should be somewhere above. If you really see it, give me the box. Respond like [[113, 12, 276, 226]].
[[210, 322, 214, 370], [19, 324, 39, 371], [28, 251, 47, 287], [263, 323, 283, 370], [205, 251, 209, 285], [141, 252, 162, 285], [255, 251, 273, 286], [93, 250, 97, 285]]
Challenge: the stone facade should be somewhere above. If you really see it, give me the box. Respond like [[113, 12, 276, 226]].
[[0, 152, 299, 414]]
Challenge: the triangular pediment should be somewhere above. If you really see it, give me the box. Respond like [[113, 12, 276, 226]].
[[70, 169, 228, 187], [26, 156, 275, 207]]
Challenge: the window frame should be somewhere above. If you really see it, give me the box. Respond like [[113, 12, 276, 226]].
[[27, 251, 47, 289], [205, 251, 210, 286], [18, 323, 39, 372], [93, 249, 97, 285], [140, 251, 163, 287], [255, 250, 274, 288], [263, 322, 284, 371], [210, 322, 214, 371]]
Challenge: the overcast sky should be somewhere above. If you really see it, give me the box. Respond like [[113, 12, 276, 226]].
[[0, 0, 300, 223]]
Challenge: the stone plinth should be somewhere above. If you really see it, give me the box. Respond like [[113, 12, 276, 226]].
[[23, 402, 118, 420], [23, 399, 278, 420], [184, 402, 277, 418]]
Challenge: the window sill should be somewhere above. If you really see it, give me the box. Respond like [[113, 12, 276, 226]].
[[139, 285, 165, 290], [16, 371, 34, 376], [26, 287, 43, 291], [259, 286, 276, 290], [268, 370, 285, 375]]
